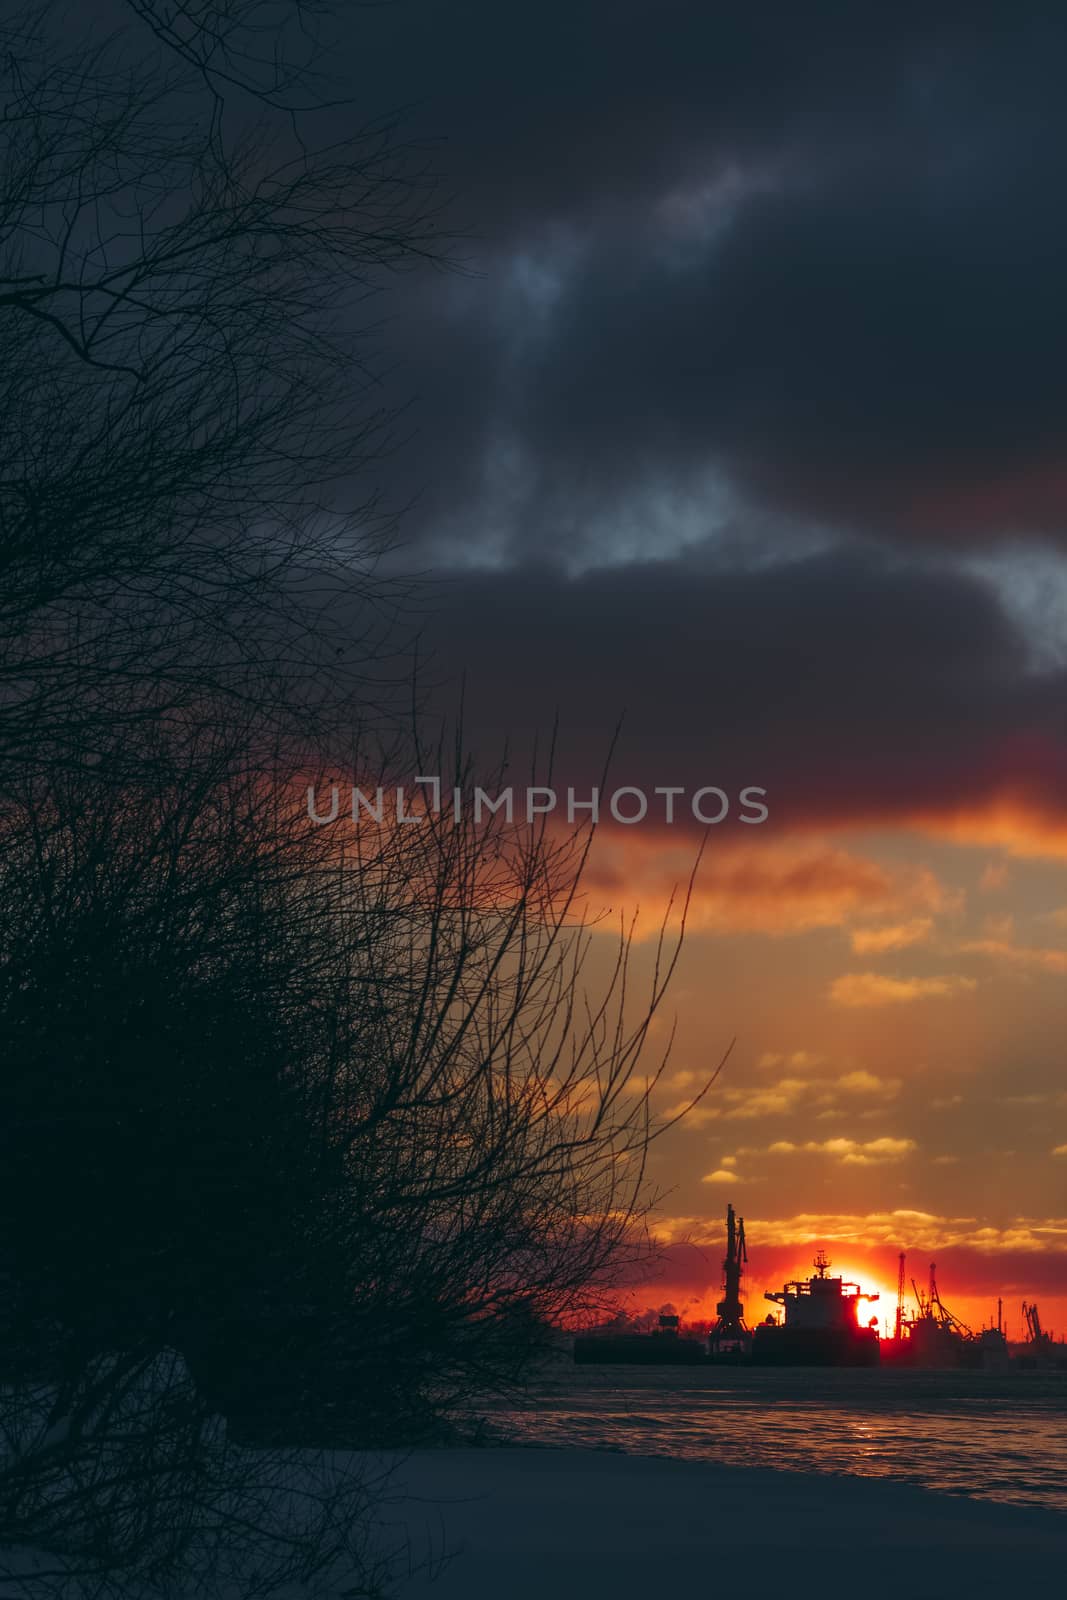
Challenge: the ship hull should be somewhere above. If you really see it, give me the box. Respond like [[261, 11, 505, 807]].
[[881, 1332, 984, 1369], [751, 1325, 880, 1366]]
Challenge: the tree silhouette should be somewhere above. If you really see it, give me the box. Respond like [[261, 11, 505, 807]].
[[0, 0, 439, 785], [0, 5, 718, 1596]]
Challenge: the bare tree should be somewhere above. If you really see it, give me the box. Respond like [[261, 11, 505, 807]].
[[0, 745, 399, 1596], [0, 729, 719, 1590], [0, 2, 453, 1592], [0, 0, 440, 785], [3, 733, 718, 1382], [0, 5, 722, 1595]]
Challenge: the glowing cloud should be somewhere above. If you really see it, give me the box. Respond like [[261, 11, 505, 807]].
[[829, 972, 977, 1007], [578, 831, 951, 939], [850, 918, 933, 953], [958, 938, 1067, 974], [766, 1137, 916, 1165]]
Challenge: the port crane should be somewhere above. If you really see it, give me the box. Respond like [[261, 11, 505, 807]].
[[1022, 1301, 1052, 1350], [709, 1203, 749, 1354], [894, 1251, 906, 1341], [910, 1261, 973, 1337]]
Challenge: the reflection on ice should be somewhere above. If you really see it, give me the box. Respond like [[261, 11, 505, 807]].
[[481, 1365, 1067, 1512]]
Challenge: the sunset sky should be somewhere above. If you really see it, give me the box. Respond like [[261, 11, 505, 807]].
[[340, 3, 1067, 1333]]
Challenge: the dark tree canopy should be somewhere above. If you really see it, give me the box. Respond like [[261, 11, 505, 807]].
[[0, 6, 713, 1597]]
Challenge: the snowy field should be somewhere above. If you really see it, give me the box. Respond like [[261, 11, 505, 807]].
[[5, 1439, 1066, 1596], [386, 1446, 1067, 1598]]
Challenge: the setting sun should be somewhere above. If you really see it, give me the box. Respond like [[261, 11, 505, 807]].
[[822, 1264, 899, 1333]]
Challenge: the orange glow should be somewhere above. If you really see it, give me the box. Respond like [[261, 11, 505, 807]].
[[812, 1262, 900, 1333], [906, 797, 1067, 859], [575, 826, 949, 937]]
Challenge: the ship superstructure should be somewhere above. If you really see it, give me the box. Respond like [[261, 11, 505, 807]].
[[752, 1250, 880, 1365]]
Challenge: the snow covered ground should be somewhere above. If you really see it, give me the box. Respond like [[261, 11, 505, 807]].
[[386, 1446, 1067, 1598], [5, 1442, 1065, 1596]]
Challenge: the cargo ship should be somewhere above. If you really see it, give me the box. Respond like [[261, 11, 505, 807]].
[[752, 1250, 880, 1366]]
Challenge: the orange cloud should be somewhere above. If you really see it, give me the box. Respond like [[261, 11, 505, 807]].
[[835, 1069, 900, 1096], [757, 1049, 825, 1070], [957, 938, 1067, 974], [767, 1136, 916, 1165], [652, 1209, 1067, 1255], [850, 918, 933, 953], [579, 829, 950, 939], [664, 1068, 900, 1126], [909, 798, 1067, 860], [829, 971, 977, 1007]]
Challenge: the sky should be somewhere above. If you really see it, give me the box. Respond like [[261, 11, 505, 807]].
[[332, 1, 1067, 1335]]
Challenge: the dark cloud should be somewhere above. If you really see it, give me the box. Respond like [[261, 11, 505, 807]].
[[340, 3, 1067, 556], [512, 141, 1067, 541], [350, 3, 1062, 236], [417, 551, 1067, 832]]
